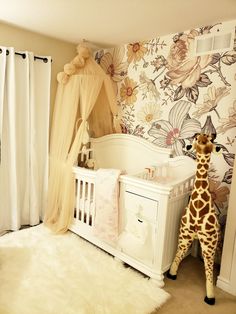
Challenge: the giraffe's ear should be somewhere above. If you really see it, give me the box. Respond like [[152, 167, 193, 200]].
[[210, 133, 216, 143], [194, 133, 200, 139], [186, 144, 194, 152]]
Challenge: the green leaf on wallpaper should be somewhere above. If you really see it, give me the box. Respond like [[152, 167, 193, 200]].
[[221, 51, 236, 65], [195, 73, 212, 87], [94, 50, 104, 64], [210, 53, 221, 65], [185, 85, 199, 103], [201, 115, 216, 135], [132, 125, 145, 136], [222, 168, 233, 184], [223, 153, 235, 167], [173, 85, 185, 101], [226, 136, 235, 146]]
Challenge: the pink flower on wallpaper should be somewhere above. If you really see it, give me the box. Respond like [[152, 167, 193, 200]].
[[99, 46, 128, 94], [148, 100, 201, 155], [166, 30, 212, 89]]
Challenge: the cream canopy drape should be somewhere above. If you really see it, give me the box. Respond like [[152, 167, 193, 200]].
[[44, 44, 121, 233]]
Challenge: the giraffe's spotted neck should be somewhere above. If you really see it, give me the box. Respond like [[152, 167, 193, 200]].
[[193, 152, 211, 191], [195, 152, 211, 180], [190, 152, 212, 211]]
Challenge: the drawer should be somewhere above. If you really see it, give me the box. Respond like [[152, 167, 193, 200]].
[[124, 191, 158, 222]]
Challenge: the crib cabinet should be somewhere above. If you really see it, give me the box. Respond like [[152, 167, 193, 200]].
[[118, 190, 158, 266], [117, 176, 192, 286]]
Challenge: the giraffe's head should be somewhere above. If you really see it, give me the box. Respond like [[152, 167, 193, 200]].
[[186, 133, 221, 155]]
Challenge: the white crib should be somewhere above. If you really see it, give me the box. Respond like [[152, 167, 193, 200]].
[[70, 134, 196, 287]]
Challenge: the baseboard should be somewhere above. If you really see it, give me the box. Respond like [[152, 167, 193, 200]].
[[217, 276, 236, 296]]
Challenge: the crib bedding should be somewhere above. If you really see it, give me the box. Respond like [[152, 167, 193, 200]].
[[93, 168, 121, 245]]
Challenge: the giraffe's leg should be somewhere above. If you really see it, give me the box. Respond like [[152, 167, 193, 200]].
[[167, 224, 195, 279], [198, 231, 218, 305], [167, 235, 194, 279]]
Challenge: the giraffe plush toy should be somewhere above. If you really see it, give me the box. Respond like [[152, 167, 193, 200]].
[[167, 133, 221, 305]]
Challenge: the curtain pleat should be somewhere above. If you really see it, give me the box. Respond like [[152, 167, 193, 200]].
[[3, 48, 19, 230], [0, 48, 6, 164], [29, 53, 51, 221]]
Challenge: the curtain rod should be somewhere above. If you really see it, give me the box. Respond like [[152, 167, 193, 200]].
[[0, 48, 51, 63]]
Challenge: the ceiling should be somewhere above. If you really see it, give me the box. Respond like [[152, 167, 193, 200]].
[[0, 0, 236, 48]]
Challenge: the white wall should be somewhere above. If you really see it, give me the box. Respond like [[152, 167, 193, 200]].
[[0, 21, 76, 122], [217, 158, 236, 295]]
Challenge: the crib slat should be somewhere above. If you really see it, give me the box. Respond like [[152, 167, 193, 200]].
[[86, 182, 91, 225], [91, 184, 95, 226], [81, 181, 86, 222], [76, 179, 81, 219]]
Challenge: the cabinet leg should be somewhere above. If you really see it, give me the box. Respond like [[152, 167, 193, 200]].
[[150, 276, 165, 288]]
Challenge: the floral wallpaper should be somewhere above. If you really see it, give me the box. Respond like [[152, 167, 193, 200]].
[[95, 20, 236, 235]]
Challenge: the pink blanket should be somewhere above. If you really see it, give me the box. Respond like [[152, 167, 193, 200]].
[[93, 168, 121, 245]]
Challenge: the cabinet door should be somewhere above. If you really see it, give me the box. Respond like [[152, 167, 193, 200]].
[[118, 191, 158, 265]]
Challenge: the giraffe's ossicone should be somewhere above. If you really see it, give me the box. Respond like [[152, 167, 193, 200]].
[[167, 133, 222, 306]]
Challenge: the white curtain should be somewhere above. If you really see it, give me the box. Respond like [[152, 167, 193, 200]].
[[0, 47, 51, 233]]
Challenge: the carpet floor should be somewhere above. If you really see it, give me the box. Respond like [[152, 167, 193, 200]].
[[0, 224, 169, 314], [152, 255, 236, 314]]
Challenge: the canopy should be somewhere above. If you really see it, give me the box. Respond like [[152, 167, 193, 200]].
[[44, 44, 121, 233]]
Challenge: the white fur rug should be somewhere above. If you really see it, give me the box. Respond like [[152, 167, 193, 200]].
[[0, 225, 170, 314]]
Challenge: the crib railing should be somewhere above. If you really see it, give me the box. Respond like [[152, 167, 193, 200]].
[[170, 175, 195, 199], [73, 167, 96, 227], [73, 165, 195, 231]]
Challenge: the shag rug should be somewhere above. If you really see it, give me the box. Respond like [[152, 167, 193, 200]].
[[0, 224, 170, 314]]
